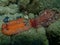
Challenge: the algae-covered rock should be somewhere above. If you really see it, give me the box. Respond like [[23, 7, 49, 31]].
[[27, 0, 40, 13], [12, 27, 49, 45], [47, 19, 60, 36], [4, 6, 18, 14], [0, 6, 18, 14], [18, 0, 30, 5], [0, 31, 11, 45], [0, 6, 6, 14], [0, 0, 9, 6], [28, 13, 35, 19], [8, 4, 18, 9], [0, 27, 49, 45], [19, 0, 40, 14], [47, 19, 60, 45], [14, 13, 24, 18], [9, 0, 16, 3]]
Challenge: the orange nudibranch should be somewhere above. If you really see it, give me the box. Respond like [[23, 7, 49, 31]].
[[2, 18, 31, 36]]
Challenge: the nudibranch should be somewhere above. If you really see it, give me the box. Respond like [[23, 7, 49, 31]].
[[2, 18, 31, 36], [1, 9, 60, 36]]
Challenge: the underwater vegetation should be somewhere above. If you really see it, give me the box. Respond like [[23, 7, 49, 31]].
[[0, 0, 60, 45]]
